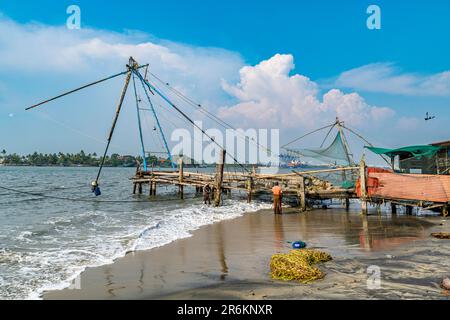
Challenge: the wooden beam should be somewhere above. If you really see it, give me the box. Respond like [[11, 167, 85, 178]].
[[359, 157, 368, 215], [179, 158, 184, 200], [292, 166, 359, 176], [391, 203, 397, 214], [298, 175, 306, 212], [214, 149, 226, 207]]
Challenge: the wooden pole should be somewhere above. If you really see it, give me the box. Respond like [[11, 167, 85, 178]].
[[247, 177, 253, 203], [391, 203, 397, 214], [359, 157, 368, 215], [179, 157, 184, 200], [214, 149, 226, 207], [298, 176, 306, 212], [149, 180, 153, 197], [292, 166, 359, 176], [138, 183, 143, 195], [95, 65, 133, 185], [405, 205, 413, 215], [345, 198, 350, 210], [133, 183, 137, 195], [336, 118, 354, 166]]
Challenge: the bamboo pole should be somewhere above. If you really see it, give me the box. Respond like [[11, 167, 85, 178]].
[[179, 158, 184, 200], [214, 149, 226, 207], [292, 166, 359, 177], [247, 177, 253, 203], [391, 203, 397, 214], [359, 157, 368, 215], [298, 176, 306, 212]]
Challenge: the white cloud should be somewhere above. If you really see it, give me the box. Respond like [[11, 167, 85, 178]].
[[218, 54, 394, 129], [334, 63, 450, 96], [0, 16, 246, 154], [1, 16, 440, 160], [396, 117, 421, 131], [0, 16, 244, 100]]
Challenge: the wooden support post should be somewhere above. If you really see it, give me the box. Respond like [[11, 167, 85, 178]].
[[405, 205, 413, 215], [377, 204, 382, 215], [298, 176, 306, 212], [138, 183, 143, 195], [391, 203, 397, 214], [345, 198, 350, 210], [214, 149, 226, 207], [247, 178, 253, 203], [149, 180, 153, 197], [178, 158, 184, 200], [359, 157, 368, 215], [133, 183, 137, 195], [405, 206, 412, 216]]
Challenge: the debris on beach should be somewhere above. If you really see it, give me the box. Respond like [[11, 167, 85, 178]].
[[431, 232, 450, 239], [441, 278, 450, 291], [292, 241, 307, 249], [270, 249, 332, 283]]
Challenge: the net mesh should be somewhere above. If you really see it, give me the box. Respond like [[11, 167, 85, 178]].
[[286, 132, 352, 166]]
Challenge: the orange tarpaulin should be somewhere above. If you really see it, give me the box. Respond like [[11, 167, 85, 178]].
[[357, 168, 450, 203]]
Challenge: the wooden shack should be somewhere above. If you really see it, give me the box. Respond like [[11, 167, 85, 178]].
[[400, 140, 450, 175]]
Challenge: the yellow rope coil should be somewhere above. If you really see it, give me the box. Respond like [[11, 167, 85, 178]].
[[270, 249, 332, 283]]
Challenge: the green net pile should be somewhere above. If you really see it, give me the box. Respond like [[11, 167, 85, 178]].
[[270, 249, 332, 283]]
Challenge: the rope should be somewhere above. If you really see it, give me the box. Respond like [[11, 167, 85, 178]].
[[341, 124, 392, 167], [25, 64, 149, 111], [136, 70, 251, 174], [137, 73, 175, 169], [281, 124, 335, 149], [147, 72, 280, 159], [0, 185, 199, 204], [132, 73, 148, 170]]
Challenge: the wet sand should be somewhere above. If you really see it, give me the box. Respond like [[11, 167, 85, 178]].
[[44, 206, 450, 300]]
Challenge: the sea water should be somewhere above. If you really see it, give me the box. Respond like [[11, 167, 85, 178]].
[[0, 166, 270, 300]]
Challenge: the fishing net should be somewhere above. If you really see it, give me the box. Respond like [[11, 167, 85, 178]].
[[286, 132, 352, 166], [270, 249, 332, 283]]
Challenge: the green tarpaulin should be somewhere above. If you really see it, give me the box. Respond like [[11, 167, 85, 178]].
[[365, 145, 441, 159]]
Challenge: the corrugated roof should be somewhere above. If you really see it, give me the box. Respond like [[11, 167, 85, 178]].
[[431, 140, 450, 147]]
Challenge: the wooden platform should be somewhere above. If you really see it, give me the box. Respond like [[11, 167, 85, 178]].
[[130, 156, 449, 216]]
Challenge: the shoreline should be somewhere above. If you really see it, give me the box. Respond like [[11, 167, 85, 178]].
[[43, 206, 450, 300]]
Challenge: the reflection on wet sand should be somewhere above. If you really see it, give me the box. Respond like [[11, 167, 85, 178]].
[[214, 223, 228, 280], [358, 213, 427, 252], [274, 214, 285, 251], [45, 208, 444, 300]]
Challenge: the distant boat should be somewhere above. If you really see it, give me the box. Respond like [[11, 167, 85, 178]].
[[284, 160, 305, 169]]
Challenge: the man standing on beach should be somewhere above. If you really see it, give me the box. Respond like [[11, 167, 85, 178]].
[[272, 182, 283, 214], [203, 184, 212, 205]]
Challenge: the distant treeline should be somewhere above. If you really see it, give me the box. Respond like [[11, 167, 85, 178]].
[[0, 150, 165, 167]]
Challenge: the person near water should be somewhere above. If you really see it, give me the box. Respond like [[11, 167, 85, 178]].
[[272, 182, 283, 214], [203, 184, 212, 205]]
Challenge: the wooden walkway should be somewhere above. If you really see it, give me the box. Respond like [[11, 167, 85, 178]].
[[131, 155, 449, 216]]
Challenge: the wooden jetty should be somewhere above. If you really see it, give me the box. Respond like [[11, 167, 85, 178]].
[[130, 152, 449, 217]]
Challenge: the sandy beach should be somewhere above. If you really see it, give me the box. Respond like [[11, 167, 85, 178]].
[[43, 206, 450, 300]]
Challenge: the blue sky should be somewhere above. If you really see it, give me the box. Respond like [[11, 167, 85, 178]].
[[0, 0, 449, 164], [3, 0, 449, 76]]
